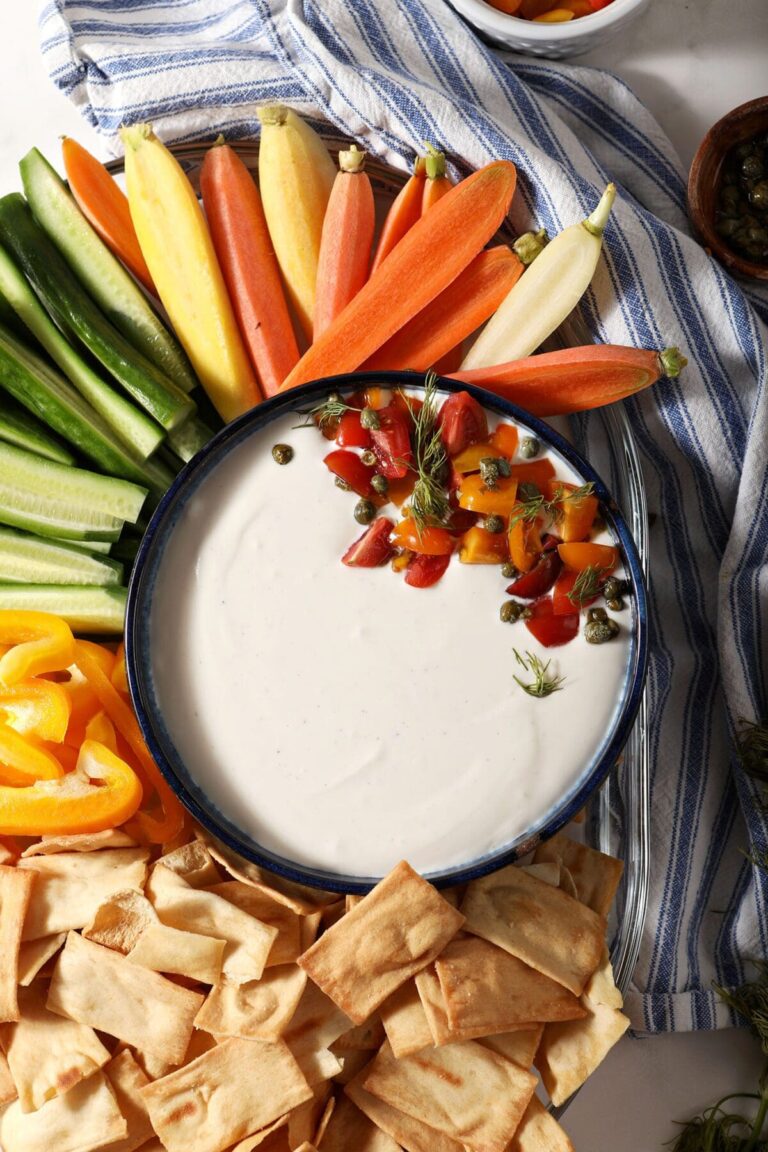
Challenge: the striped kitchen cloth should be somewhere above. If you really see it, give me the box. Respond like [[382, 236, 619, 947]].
[[38, 0, 768, 1033]]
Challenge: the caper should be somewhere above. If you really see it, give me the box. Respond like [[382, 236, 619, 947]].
[[501, 561, 518, 579], [360, 407, 381, 431], [742, 154, 764, 180], [749, 181, 768, 210], [361, 449, 377, 467], [584, 608, 620, 644], [479, 458, 501, 488], [735, 142, 753, 161], [520, 437, 541, 459], [484, 515, 505, 534], [271, 443, 293, 465], [602, 576, 628, 601], [747, 226, 768, 244], [518, 481, 541, 503], [606, 597, 625, 612], [371, 474, 389, 496], [716, 217, 740, 238], [720, 185, 741, 212], [335, 476, 352, 491], [327, 391, 343, 407], [354, 499, 376, 525], [500, 600, 527, 623]]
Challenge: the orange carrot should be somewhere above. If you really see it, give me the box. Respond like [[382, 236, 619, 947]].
[[279, 161, 517, 392], [61, 137, 156, 295], [450, 345, 687, 415], [200, 141, 299, 398], [363, 246, 523, 372], [434, 345, 463, 374], [314, 145, 375, 340], [369, 156, 426, 274], [421, 145, 453, 214]]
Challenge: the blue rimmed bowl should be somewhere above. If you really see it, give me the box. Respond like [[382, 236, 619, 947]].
[[126, 371, 648, 894]]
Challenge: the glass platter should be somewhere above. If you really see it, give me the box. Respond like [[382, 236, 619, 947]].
[[110, 138, 650, 1008]]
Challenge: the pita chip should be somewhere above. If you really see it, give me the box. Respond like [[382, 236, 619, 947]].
[[195, 965, 307, 1039], [316, 1094, 401, 1152], [283, 979, 352, 1068], [198, 832, 337, 914], [298, 861, 464, 1024], [507, 1095, 575, 1152], [18, 848, 149, 940], [148, 865, 277, 983], [127, 920, 226, 984], [208, 881, 302, 968], [435, 937, 587, 1034], [558, 866, 579, 899], [0, 1070, 127, 1152], [460, 864, 605, 996], [47, 931, 204, 1065], [83, 889, 159, 954], [333, 1047, 373, 1085], [346, 1073, 466, 1152], [478, 1026, 544, 1069], [103, 1050, 155, 1152], [300, 912, 322, 952], [21, 829, 137, 856], [0, 1050, 17, 1108], [158, 840, 221, 888], [535, 997, 630, 1106], [286, 1081, 332, 1147], [139, 1037, 312, 1152], [517, 863, 560, 886], [533, 832, 623, 917], [227, 1115, 291, 1151], [380, 979, 434, 1058], [414, 966, 453, 1045], [118, 1044, 176, 1084], [17, 932, 66, 985], [584, 947, 624, 1010], [0, 865, 34, 1020], [362, 1038, 536, 1152], [0, 985, 111, 1112], [332, 1015, 385, 1051]]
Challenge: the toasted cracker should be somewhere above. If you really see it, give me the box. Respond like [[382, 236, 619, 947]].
[[158, 840, 221, 888], [332, 1015, 385, 1051], [333, 1047, 373, 1085], [208, 881, 302, 968], [298, 861, 464, 1024], [17, 932, 66, 985], [517, 862, 561, 886], [195, 966, 307, 1040], [18, 849, 149, 941], [0, 1050, 16, 1108], [535, 996, 630, 1106], [507, 1094, 575, 1151], [584, 946, 623, 1010], [414, 966, 453, 1045], [380, 979, 434, 1058], [148, 865, 277, 984], [47, 931, 204, 1065], [103, 1049, 154, 1152], [229, 1115, 292, 1151], [283, 975, 354, 1065], [478, 1026, 544, 1069], [198, 832, 337, 914], [286, 1081, 332, 1148], [316, 1094, 401, 1151], [0, 984, 111, 1112], [0, 1070, 127, 1152], [533, 832, 624, 917], [139, 1037, 312, 1152], [362, 1038, 537, 1152], [558, 865, 579, 899], [300, 912, 322, 952], [118, 1043, 176, 1084], [435, 936, 587, 1035], [0, 865, 35, 1020], [346, 1072, 466, 1152], [127, 921, 226, 984], [21, 829, 137, 856], [83, 889, 159, 954], [460, 864, 605, 996]]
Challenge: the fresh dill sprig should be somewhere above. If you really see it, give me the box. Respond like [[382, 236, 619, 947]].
[[715, 961, 768, 1056], [567, 564, 602, 606], [512, 649, 565, 698], [408, 373, 450, 534], [296, 393, 360, 431], [508, 481, 596, 531], [667, 1083, 768, 1151], [738, 719, 768, 786]]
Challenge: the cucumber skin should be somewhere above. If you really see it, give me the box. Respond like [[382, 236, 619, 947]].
[[21, 147, 198, 395], [0, 526, 123, 586], [0, 195, 195, 432], [0, 584, 127, 635], [0, 398, 75, 464]]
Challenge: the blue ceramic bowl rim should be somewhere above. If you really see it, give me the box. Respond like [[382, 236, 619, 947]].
[[126, 371, 648, 894]]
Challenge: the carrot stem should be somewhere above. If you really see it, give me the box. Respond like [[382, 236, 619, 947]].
[[422, 144, 453, 214]]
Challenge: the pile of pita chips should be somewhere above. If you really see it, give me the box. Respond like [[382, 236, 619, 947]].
[[0, 821, 630, 1152]]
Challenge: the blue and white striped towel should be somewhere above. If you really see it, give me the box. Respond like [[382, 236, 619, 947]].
[[39, 0, 768, 1033]]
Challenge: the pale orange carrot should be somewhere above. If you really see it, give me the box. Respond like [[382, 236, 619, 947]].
[[421, 145, 453, 214], [369, 156, 425, 274], [61, 137, 156, 295], [200, 140, 299, 398], [314, 145, 375, 340], [363, 246, 523, 372], [279, 160, 517, 392]]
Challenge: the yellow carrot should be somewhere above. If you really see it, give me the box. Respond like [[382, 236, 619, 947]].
[[121, 124, 261, 423]]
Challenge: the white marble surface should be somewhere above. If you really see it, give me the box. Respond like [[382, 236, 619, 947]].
[[0, 2, 765, 1149]]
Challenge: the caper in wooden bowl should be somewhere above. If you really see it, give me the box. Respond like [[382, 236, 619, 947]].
[[688, 96, 768, 283]]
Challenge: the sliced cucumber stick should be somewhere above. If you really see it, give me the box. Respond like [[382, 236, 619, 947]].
[[167, 416, 214, 464], [0, 398, 75, 464], [0, 485, 123, 541], [0, 439, 146, 522], [55, 537, 113, 554], [0, 526, 122, 585], [0, 584, 127, 634]]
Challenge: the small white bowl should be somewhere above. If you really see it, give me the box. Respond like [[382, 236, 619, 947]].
[[448, 0, 649, 58]]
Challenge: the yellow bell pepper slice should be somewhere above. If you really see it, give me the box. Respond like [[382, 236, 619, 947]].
[[0, 722, 64, 785], [0, 739, 142, 836], [0, 679, 71, 742], [0, 611, 76, 687], [85, 710, 117, 753], [111, 642, 130, 696]]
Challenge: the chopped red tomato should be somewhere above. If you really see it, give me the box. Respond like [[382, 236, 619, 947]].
[[324, 450, 377, 498], [370, 405, 412, 479], [552, 568, 601, 615], [336, 410, 372, 449], [437, 392, 488, 456], [506, 550, 562, 599], [404, 553, 451, 588], [525, 596, 579, 647], [392, 518, 455, 556], [342, 518, 395, 567]]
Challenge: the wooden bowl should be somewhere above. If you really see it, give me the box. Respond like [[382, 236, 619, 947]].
[[687, 95, 768, 283]]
